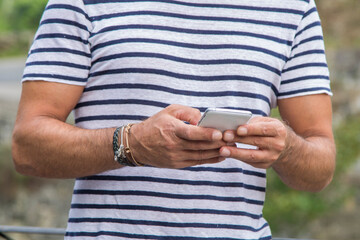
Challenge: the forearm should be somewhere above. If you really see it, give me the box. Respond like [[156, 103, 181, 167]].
[[12, 116, 119, 178], [272, 129, 336, 192]]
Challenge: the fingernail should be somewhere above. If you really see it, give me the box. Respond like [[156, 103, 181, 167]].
[[220, 148, 231, 157], [212, 131, 222, 140], [224, 132, 234, 141], [237, 127, 247, 136]]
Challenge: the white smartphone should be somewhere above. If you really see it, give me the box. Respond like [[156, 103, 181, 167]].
[[197, 108, 252, 132]]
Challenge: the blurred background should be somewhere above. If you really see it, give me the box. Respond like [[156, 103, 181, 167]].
[[0, 0, 359, 239]]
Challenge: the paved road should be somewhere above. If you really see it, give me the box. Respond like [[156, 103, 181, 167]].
[[0, 57, 26, 83], [0, 57, 25, 102]]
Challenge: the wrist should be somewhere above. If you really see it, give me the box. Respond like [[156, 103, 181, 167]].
[[112, 124, 143, 167], [113, 126, 134, 166], [128, 123, 146, 164], [124, 124, 144, 166], [275, 124, 297, 165]]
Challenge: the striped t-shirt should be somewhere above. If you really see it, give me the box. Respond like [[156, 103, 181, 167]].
[[23, 0, 331, 239]]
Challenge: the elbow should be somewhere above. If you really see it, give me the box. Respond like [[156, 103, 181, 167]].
[[292, 153, 336, 193], [306, 140, 336, 193], [295, 170, 334, 193], [316, 168, 335, 192], [11, 127, 38, 176], [308, 173, 334, 193], [308, 155, 336, 193], [12, 150, 35, 177], [318, 146, 336, 192]]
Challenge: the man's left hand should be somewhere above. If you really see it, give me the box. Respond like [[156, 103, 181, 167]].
[[219, 117, 292, 169]]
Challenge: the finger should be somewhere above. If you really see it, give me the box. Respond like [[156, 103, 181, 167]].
[[185, 157, 226, 167], [181, 139, 227, 151], [169, 149, 224, 168], [230, 136, 285, 151], [237, 119, 284, 137], [167, 104, 202, 125], [223, 130, 237, 142], [184, 149, 222, 161], [219, 146, 271, 164], [244, 162, 273, 169], [175, 123, 223, 141]]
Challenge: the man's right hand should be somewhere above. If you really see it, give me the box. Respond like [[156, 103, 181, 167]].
[[129, 104, 227, 168], [12, 81, 226, 178]]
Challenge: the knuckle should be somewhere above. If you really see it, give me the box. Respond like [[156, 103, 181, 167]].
[[276, 123, 287, 136], [270, 155, 278, 163], [167, 104, 177, 110], [194, 108, 201, 116], [164, 105, 174, 113], [165, 143, 176, 151], [253, 138, 261, 147], [183, 128, 193, 139], [262, 126, 269, 135], [277, 141, 286, 151], [165, 104, 180, 114], [167, 152, 178, 162], [279, 128, 286, 138], [249, 152, 257, 161], [271, 141, 283, 152]]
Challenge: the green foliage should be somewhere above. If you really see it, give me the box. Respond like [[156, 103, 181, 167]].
[[0, 31, 33, 58], [0, 0, 48, 32], [9, 0, 48, 31], [317, 0, 360, 48], [334, 115, 360, 173], [0, 0, 48, 57]]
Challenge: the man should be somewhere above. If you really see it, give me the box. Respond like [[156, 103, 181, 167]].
[[12, 0, 335, 239]]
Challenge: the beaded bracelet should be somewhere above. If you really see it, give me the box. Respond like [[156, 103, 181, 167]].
[[113, 126, 136, 166]]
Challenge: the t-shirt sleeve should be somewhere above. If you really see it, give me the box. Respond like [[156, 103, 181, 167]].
[[278, 0, 332, 99], [22, 0, 92, 86]]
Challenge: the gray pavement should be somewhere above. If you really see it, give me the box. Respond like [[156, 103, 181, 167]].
[[0, 57, 25, 103], [0, 57, 26, 83]]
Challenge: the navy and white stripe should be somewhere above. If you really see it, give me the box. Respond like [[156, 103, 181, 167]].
[[22, 0, 331, 239]]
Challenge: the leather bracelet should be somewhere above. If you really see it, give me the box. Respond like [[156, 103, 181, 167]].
[[113, 126, 136, 166]]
